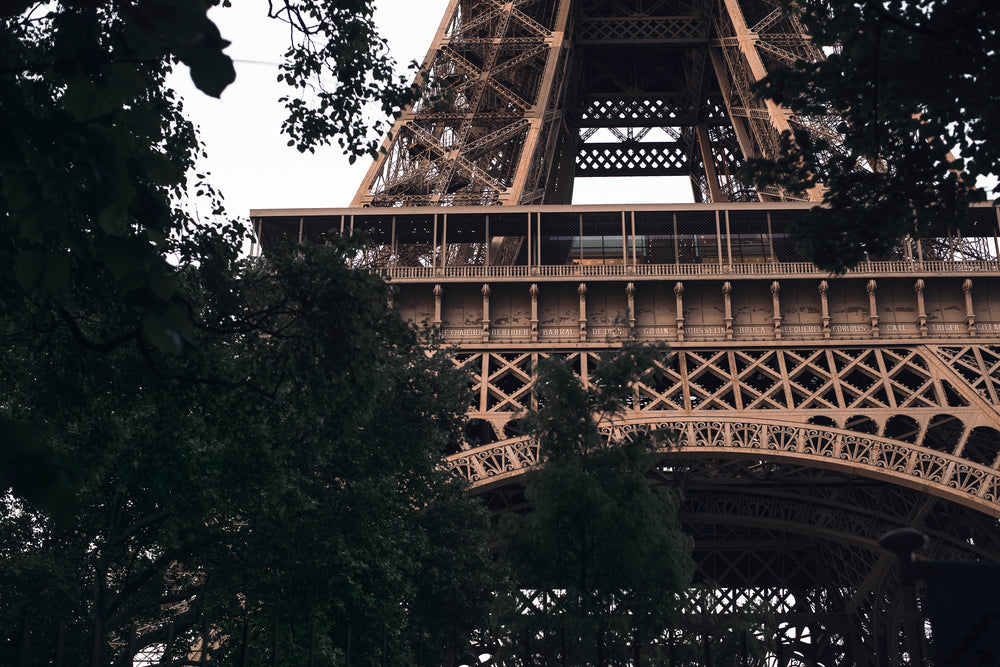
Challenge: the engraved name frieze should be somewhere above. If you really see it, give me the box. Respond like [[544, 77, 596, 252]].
[[443, 328, 483, 337], [539, 327, 577, 337], [491, 328, 531, 337], [687, 326, 726, 335], [589, 327, 628, 337]]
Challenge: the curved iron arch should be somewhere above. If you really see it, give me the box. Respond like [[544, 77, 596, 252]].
[[447, 415, 1000, 518]]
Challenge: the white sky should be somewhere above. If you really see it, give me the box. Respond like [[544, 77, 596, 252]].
[[173, 0, 692, 223]]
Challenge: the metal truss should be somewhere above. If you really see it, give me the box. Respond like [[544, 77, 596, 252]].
[[317, 2, 996, 656], [252, 202, 1000, 665], [678, 473, 1000, 667], [353, 0, 835, 206], [454, 344, 1000, 470], [353, 0, 571, 206], [447, 341, 1000, 666], [460, 455, 1000, 665]]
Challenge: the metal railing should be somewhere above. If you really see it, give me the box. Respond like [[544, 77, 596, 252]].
[[379, 258, 1000, 281]]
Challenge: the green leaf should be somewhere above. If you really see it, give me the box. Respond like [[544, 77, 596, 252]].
[[187, 51, 236, 98], [61, 81, 115, 121], [0, 419, 79, 523], [40, 251, 71, 292], [98, 201, 129, 233]]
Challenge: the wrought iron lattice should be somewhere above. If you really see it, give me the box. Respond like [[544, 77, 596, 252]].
[[288, 1, 1000, 662], [253, 202, 1000, 666], [445, 338, 1000, 666], [353, 0, 837, 206]]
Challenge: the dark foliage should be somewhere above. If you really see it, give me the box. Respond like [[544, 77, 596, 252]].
[[747, 0, 998, 271]]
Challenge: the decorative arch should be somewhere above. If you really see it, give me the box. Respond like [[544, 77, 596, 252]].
[[883, 414, 920, 444], [447, 416, 1000, 518], [962, 426, 1000, 466], [923, 413, 965, 453]]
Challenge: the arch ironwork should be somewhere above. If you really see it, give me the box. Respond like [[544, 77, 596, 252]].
[[253, 201, 1000, 666], [447, 417, 1000, 517], [254, 0, 1000, 654], [448, 418, 1000, 666]]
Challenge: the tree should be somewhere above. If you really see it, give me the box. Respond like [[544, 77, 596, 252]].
[[0, 238, 496, 665], [496, 346, 695, 665], [0, 0, 414, 357], [747, 0, 998, 272], [0, 0, 423, 586], [1, 2, 498, 664]]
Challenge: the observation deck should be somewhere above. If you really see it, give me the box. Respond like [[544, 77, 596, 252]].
[[255, 202, 1000, 662], [252, 202, 1000, 348]]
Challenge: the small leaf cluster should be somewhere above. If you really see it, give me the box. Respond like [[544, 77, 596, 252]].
[[270, 0, 419, 158]]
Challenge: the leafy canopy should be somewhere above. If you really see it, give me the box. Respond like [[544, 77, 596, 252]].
[[498, 346, 694, 663], [0, 2, 490, 664], [0, 239, 496, 665], [747, 0, 998, 271], [0, 0, 415, 356], [0, 0, 418, 510]]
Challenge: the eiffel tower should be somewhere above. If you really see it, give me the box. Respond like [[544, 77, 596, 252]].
[[351, 0, 835, 207], [254, 1, 1000, 664]]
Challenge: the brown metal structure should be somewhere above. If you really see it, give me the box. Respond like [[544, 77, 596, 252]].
[[261, 1, 998, 662], [352, 0, 832, 207], [252, 203, 1000, 665]]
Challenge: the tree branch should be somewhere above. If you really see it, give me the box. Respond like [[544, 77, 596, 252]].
[[109, 508, 171, 545], [869, 2, 992, 40], [56, 306, 140, 352]]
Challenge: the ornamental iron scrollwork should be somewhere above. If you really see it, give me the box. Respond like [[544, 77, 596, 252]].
[[447, 417, 1000, 517]]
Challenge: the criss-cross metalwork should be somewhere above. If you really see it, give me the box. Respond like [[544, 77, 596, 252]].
[[263, 2, 1000, 660], [353, 0, 834, 206], [252, 201, 1000, 666]]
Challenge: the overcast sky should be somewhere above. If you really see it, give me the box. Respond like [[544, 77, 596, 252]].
[[172, 0, 693, 223]]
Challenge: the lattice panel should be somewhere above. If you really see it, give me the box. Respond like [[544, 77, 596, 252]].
[[576, 142, 689, 176], [631, 347, 985, 418], [576, 16, 707, 42], [934, 345, 1000, 405], [354, 0, 564, 206], [687, 523, 816, 589], [452, 350, 484, 403], [579, 97, 689, 126], [483, 352, 534, 413]]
